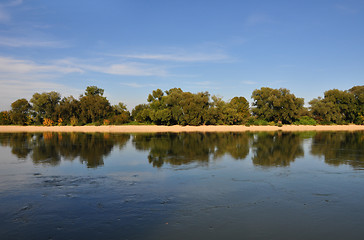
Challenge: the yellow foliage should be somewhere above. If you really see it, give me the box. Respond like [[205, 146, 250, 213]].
[[43, 118, 54, 126]]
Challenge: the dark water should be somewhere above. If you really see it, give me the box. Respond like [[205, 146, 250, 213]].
[[1, 131, 364, 240]]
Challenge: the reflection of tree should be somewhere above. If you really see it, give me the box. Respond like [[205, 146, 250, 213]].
[[0, 133, 34, 158], [0, 133, 130, 168], [132, 132, 250, 168], [311, 132, 364, 168], [251, 132, 304, 167]]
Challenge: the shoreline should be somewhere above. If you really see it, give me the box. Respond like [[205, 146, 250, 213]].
[[1, 125, 364, 133]]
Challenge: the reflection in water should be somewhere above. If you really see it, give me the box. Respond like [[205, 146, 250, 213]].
[[132, 133, 250, 167], [0, 133, 130, 168], [251, 132, 304, 167], [311, 131, 364, 168], [1, 131, 364, 169]]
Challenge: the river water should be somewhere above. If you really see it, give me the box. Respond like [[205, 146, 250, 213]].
[[0, 131, 364, 240]]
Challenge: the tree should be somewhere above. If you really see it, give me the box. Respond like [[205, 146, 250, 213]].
[[79, 86, 112, 124], [10, 98, 31, 125], [0, 111, 12, 125], [85, 86, 104, 96], [56, 96, 80, 125], [132, 104, 152, 123], [310, 89, 356, 124], [109, 102, 131, 124], [30, 91, 61, 124], [349, 85, 364, 124], [251, 87, 304, 124]]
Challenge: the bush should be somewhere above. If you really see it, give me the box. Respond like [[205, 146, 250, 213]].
[[43, 118, 54, 126], [70, 116, 78, 126], [293, 116, 317, 125]]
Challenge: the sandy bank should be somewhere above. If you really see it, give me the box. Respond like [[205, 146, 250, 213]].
[[1, 125, 364, 133]]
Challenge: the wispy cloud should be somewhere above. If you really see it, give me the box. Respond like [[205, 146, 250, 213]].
[[122, 53, 229, 62], [245, 14, 271, 26], [83, 62, 168, 77], [334, 4, 358, 14], [0, 57, 83, 74], [0, 0, 23, 23], [0, 79, 81, 110], [120, 82, 157, 88], [0, 36, 67, 48], [242, 81, 258, 85]]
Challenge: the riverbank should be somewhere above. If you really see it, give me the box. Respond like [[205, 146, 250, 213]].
[[1, 125, 364, 133]]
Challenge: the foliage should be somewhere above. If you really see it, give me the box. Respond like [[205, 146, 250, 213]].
[[10, 98, 31, 125], [30, 91, 61, 124], [0, 111, 12, 125], [79, 87, 113, 124], [108, 102, 131, 125], [43, 118, 54, 126], [251, 87, 305, 124], [56, 96, 80, 125], [3, 85, 364, 126], [309, 89, 356, 124], [70, 116, 79, 126], [293, 116, 317, 125]]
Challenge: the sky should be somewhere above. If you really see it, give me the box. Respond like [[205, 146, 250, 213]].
[[0, 0, 363, 111]]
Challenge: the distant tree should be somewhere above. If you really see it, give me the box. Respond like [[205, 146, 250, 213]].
[[79, 86, 112, 124], [10, 98, 31, 125], [56, 96, 80, 125], [85, 86, 104, 96], [30, 91, 61, 124], [0, 111, 12, 125], [109, 102, 131, 124], [132, 104, 152, 123], [310, 89, 356, 124], [251, 87, 304, 124], [349, 85, 364, 124]]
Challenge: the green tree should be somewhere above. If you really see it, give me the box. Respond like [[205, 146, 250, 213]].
[[349, 85, 364, 124], [30, 91, 61, 124], [132, 104, 152, 123], [79, 86, 112, 124], [0, 111, 12, 125], [56, 96, 80, 125], [309, 89, 356, 124], [251, 87, 304, 124], [109, 102, 131, 124], [10, 98, 31, 125]]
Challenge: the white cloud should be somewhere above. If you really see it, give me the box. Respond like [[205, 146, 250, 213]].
[[120, 82, 157, 88], [0, 57, 83, 74], [0, 80, 81, 110], [122, 53, 228, 62], [0, 36, 67, 48], [242, 81, 257, 85], [82, 62, 168, 77], [0, 7, 10, 22], [0, 0, 23, 23]]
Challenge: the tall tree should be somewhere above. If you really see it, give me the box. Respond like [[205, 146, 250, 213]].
[[10, 98, 31, 125], [79, 86, 112, 124], [56, 96, 80, 125], [310, 89, 356, 124], [349, 85, 364, 124], [30, 91, 61, 124], [251, 87, 304, 124]]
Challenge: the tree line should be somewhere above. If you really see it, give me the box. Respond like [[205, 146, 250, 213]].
[[0, 85, 363, 126]]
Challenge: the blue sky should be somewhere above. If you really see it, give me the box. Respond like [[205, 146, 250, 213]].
[[0, 0, 363, 110]]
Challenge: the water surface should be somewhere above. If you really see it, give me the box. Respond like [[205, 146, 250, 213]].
[[1, 131, 364, 240]]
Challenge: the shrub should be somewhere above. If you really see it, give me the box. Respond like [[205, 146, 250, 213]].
[[293, 116, 317, 125], [70, 116, 78, 126], [43, 118, 54, 126]]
